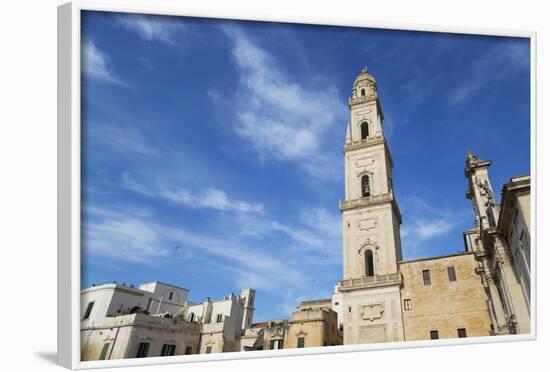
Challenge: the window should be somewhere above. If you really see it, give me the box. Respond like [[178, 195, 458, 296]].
[[365, 249, 374, 277], [99, 343, 110, 360], [136, 342, 150, 358], [361, 88, 366, 97], [361, 175, 371, 197], [168, 292, 173, 300], [348, 306, 352, 313], [361, 122, 369, 140], [161, 344, 176, 356], [430, 330, 439, 340], [297, 337, 305, 348], [269, 339, 283, 350], [185, 346, 193, 355], [216, 314, 223, 323], [447, 266, 457, 282], [83, 301, 95, 320], [422, 270, 431, 286], [457, 328, 467, 338], [205, 346, 212, 354], [403, 299, 412, 311], [188, 313, 195, 322]]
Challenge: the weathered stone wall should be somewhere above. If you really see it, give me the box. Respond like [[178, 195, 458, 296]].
[[81, 314, 201, 361], [399, 253, 492, 340]]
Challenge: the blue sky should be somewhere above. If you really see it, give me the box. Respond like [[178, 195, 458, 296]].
[[80, 11, 530, 321]]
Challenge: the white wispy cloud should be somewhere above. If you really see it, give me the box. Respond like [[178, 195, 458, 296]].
[[84, 205, 308, 295], [207, 87, 221, 102], [222, 26, 346, 179], [82, 40, 125, 85], [399, 195, 468, 258], [89, 122, 159, 157], [118, 14, 186, 44], [83, 206, 169, 262], [447, 41, 529, 106], [122, 172, 264, 213]]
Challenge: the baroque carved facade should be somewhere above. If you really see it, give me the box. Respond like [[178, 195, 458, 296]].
[[332, 67, 531, 344], [81, 67, 531, 361]]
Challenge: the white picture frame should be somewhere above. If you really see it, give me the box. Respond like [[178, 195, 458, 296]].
[[57, 1, 537, 369]]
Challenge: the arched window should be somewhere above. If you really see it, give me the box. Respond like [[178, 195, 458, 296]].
[[365, 249, 374, 277], [360, 122, 369, 140], [361, 175, 370, 197], [188, 313, 195, 322], [361, 88, 366, 97], [169, 292, 173, 300]]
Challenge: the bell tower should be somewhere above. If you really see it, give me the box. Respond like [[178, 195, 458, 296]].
[[337, 67, 405, 344]]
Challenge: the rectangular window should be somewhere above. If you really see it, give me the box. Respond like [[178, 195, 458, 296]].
[[422, 270, 431, 285], [348, 306, 352, 312], [430, 330, 439, 340], [99, 343, 110, 360], [457, 328, 467, 338], [185, 346, 193, 355], [205, 346, 212, 354], [83, 301, 95, 320], [216, 314, 223, 323], [297, 337, 305, 348], [403, 299, 412, 311], [161, 344, 176, 356], [447, 266, 457, 282], [136, 342, 150, 358], [269, 339, 282, 350]]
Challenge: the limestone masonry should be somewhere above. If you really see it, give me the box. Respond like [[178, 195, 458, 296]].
[[81, 67, 531, 360]]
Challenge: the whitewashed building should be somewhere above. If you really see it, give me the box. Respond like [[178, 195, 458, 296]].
[[81, 281, 255, 360]]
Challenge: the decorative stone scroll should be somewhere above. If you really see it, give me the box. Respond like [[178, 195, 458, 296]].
[[355, 156, 375, 168], [358, 218, 377, 231], [360, 303, 385, 321]]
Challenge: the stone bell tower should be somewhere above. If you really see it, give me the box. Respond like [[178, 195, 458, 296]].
[[337, 67, 405, 344]]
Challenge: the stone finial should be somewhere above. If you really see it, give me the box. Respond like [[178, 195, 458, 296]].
[[466, 150, 479, 167]]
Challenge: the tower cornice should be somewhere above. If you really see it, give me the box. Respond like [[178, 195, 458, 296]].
[[344, 135, 384, 152], [343, 137, 394, 170], [348, 96, 384, 120], [339, 192, 402, 224]]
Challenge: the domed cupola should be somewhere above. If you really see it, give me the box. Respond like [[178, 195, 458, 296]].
[[349, 66, 378, 106]]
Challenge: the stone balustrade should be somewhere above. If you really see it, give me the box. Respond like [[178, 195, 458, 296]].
[[338, 273, 401, 291]]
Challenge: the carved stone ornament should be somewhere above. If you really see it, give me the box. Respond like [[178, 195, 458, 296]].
[[356, 157, 375, 168], [358, 218, 377, 231], [272, 325, 284, 338], [358, 238, 379, 253], [361, 303, 385, 321], [476, 178, 495, 206]]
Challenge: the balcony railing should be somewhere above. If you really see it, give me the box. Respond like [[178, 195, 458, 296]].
[[339, 193, 393, 211], [338, 273, 401, 290]]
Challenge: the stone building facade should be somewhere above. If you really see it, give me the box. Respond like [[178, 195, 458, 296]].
[[463, 156, 531, 335], [81, 282, 256, 360], [332, 67, 531, 344], [400, 253, 492, 340], [81, 67, 531, 361]]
